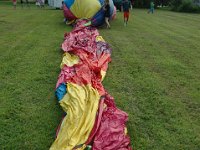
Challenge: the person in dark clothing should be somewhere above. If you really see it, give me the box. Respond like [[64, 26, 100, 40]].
[[121, 0, 132, 26], [21, 0, 30, 8], [104, 0, 111, 29]]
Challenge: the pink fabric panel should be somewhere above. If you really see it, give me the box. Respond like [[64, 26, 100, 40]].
[[63, 4, 77, 20]]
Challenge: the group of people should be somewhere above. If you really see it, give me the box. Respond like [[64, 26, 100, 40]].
[[103, 0, 132, 29], [103, 0, 155, 29], [35, 0, 45, 8], [12, 0, 45, 9], [12, 0, 30, 9], [12, 0, 154, 28]]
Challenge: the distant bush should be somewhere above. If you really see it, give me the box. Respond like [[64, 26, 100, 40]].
[[171, 0, 200, 13], [170, 0, 182, 11], [179, 0, 200, 12]]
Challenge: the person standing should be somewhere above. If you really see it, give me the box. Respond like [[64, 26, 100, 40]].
[[40, 0, 45, 8], [121, 0, 132, 26], [148, 1, 155, 14], [25, 0, 30, 8], [13, 0, 17, 9], [104, 0, 111, 29], [21, 0, 30, 8], [20, 0, 24, 8]]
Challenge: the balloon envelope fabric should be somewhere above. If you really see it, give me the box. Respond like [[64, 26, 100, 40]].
[[63, 0, 116, 26], [50, 20, 132, 150]]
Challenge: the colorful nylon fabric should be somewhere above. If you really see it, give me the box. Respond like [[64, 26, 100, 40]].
[[51, 83, 100, 149], [92, 94, 132, 150], [50, 19, 132, 150], [63, 0, 116, 26]]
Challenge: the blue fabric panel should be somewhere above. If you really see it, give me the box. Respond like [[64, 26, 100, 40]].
[[55, 83, 67, 102], [64, 0, 75, 8]]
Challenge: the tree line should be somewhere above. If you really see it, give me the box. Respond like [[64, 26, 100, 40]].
[[133, 0, 200, 13], [133, 0, 169, 8]]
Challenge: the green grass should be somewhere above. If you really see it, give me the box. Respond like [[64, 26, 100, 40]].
[[1, 2, 200, 150]]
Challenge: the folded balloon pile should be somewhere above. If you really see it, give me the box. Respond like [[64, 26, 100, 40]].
[[50, 1, 132, 149]]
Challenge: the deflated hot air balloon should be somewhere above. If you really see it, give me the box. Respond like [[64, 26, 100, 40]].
[[63, 0, 116, 26]]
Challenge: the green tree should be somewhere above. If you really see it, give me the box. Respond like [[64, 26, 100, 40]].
[[170, 0, 183, 10], [133, 0, 170, 8]]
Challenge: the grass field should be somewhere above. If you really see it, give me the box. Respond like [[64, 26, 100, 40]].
[[0, 2, 200, 150]]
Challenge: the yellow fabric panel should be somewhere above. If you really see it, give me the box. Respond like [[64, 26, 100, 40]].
[[66, 20, 76, 25], [124, 127, 128, 135], [50, 83, 100, 150], [100, 70, 106, 81], [60, 52, 79, 69], [96, 36, 105, 42], [70, 0, 101, 19]]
